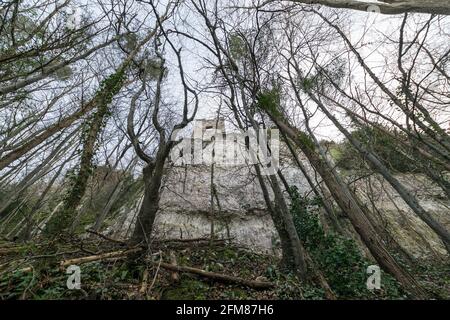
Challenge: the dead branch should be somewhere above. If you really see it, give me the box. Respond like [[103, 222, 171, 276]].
[[139, 268, 149, 296], [86, 229, 128, 245], [156, 262, 275, 290], [0, 246, 28, 255], [169, 250, 179, 282], [59, 247, 142, 267], [19, 246, 275, 290], [57, 247, 274, 290], [154, 238, 229, 249], [158, 237, 231, 243]]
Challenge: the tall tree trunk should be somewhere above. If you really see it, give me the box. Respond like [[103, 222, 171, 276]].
[[43, 69, 126, 237], [265, 110, 428, 298], [92, 180, 125, 232], [289, 0, 450, 16], [0, 130, 77, 219], [19, 150, 75, 241], [308, 92, 450, 254], [281, 131, 344, 235], [253, 165, 306, 280], [269, 174, 308, 279], [0, 21, 161, 172], [131, 146, 168, 244]]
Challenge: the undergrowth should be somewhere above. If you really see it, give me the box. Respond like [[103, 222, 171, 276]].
[[289, 186, 406, 299], [0, 222, 448, 300]]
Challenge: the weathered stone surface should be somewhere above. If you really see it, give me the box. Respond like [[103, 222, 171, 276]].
[[109, 164, 449, 260], [353, 173, 450, 258], [110, 162, 311, 253], [108, 121, 449, 259]]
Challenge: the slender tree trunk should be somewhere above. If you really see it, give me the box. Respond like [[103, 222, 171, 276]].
[[92, 180, 125, 232], [43, 117, 102, 235], [209, 162, 216, 239], [19, 151, 75, 241], [253, 165, 306, 279], [290, 0, 450, 15], [269, 174, 308, 279], [0, 100, 96, 171], [0, 130, 77, 219], [0, 21, 161, 171], [309, 92, 450, 254], [43, 69, 127, 237], [131, 146, 168, 244], [266, 111, 428, 298], [281, 131, 344, 235]]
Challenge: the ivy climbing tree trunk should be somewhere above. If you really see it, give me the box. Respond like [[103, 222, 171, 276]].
[[43, 69, 127, 237]]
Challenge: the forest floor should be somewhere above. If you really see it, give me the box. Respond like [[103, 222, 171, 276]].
[[0, 234, 449, 300]]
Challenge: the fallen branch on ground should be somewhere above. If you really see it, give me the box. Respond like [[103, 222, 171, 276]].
[[154, 238, 229, 247], [86, 229, 128, 245], [0, 246, 28, 255], [59, 247, 142, 267], [159, 237, 232, 243], [18, 247, 275, 290], [139, 268, 149, 296], [155, 261, 275, 290], [169, 250, 179, 282]]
